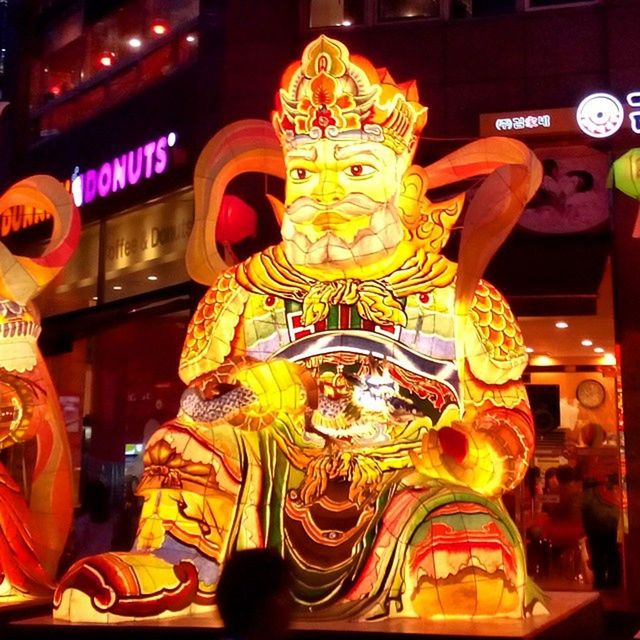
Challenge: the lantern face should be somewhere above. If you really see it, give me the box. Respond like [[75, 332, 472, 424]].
[[281, 138, 408, 275], [55, 36, 542, 623]]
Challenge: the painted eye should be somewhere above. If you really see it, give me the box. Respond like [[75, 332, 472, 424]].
[[290, 168, 309, 180], [576, 93, 624, 139], [345, 164, 375, 177]]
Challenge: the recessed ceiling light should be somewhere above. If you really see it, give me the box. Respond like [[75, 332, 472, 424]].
[[581, 339, 593, 347], [113, 285, 123, 291], [147, 275, 158, 281], [91, 296, 98, 301], [525, 347, 534, 353], [151, 20, 169, 36], [186, 34, 196, 43], [594, 347, 605, 353], [128, 37, 142, 48], [555, 321, 569, 329], [99, 51, 116, 67]]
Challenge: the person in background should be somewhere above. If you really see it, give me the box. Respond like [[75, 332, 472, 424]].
[[578, 426, 622, 589], [543, 467, 559, 502], [112, 476, 142, 551], [62, 479, 114, 571], [217, 549, 293, 640]]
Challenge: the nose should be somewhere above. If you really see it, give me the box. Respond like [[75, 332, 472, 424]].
[[311, 171, 345, 205]]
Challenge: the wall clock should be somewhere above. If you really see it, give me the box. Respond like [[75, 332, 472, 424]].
[[576, 378, 606, 409]]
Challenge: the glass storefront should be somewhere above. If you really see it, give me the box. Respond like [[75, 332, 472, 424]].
[[512, 263, 625, 592], [29, 0, 199, 138]]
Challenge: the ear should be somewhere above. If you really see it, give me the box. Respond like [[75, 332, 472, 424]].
[[266, 194, 286, 225], [398, 165, 464, 253]]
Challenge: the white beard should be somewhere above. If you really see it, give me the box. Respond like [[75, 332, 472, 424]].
[[282, 198, 404, 271]]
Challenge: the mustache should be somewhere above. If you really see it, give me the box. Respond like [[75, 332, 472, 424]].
[[286, 193, 385, 221]]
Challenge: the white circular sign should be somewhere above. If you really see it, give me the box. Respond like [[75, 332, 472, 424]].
[[576, 92, 624, 138]]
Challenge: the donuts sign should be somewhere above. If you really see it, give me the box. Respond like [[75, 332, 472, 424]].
[[70, 132, 177, 207], [576, 92, 640, 139]]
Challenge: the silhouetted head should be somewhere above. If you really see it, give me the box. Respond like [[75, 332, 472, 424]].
[[525, 465, 541, 497], [544, 467, 559, 492], [82, 479, 110, 523], [217, 549, 293, 640], [556, 464, 574, 485]]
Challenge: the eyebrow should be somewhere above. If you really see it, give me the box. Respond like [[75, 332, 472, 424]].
[[334, 144, 382, 161], [287, 148, 317, 162]]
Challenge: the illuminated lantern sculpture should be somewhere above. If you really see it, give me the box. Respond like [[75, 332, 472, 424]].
[[55, 37, 542, 622], [611, 148, 640, 236], [0, 176, 79, 599]]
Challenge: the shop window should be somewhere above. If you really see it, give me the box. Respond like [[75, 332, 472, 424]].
[[305, 0, 599, 28], [450, 0, 517, 18], [103, 189, 193, 303], [30, 0, 199, 119], [378, 0, 442, 21], [309, 0, 366, 27], [38, 223, 100, 317], [526, 0, 599, 8], [515, 260, 625, 593]]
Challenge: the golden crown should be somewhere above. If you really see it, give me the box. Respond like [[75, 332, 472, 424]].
[[272, 36, 427, 154]]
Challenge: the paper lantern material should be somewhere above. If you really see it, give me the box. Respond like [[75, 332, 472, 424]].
[[0, 177, 79, 602], [611, 148, 640, 237], [54, 36, 542, 623]]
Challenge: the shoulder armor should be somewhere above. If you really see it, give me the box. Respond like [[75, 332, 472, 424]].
[[179, 267, 249, 384], [464, 280, 527, 385]]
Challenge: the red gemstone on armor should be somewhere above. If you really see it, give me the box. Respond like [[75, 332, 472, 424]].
[[265, 295, 276, 307], [438, 427, 468, 464], [419, 292, 430, 303]]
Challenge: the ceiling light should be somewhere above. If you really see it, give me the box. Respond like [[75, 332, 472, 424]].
[[147, 275, 158, 281], [128, 37, 142, 48], [186, 34, 196, 43], [99, 51, 116, 67], [113, 285, 123, 291], [555, 321, 569, 329], [593, 347, 605, 353], [341, 20, 352, 26], [581, 339, 593, 347], [91, 296, 98, 301], [151, 20, 169, 36], [525, 347, 534, 353]]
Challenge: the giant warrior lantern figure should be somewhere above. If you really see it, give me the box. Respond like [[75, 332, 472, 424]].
[[55, 37, 543, 621], [0, 176, 78, 600]]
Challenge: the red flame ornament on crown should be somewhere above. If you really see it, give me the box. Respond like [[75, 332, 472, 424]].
[[272, 36, 427, 154]]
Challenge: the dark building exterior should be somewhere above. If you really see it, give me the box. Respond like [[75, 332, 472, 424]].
[[2, 0, 640, 609]]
